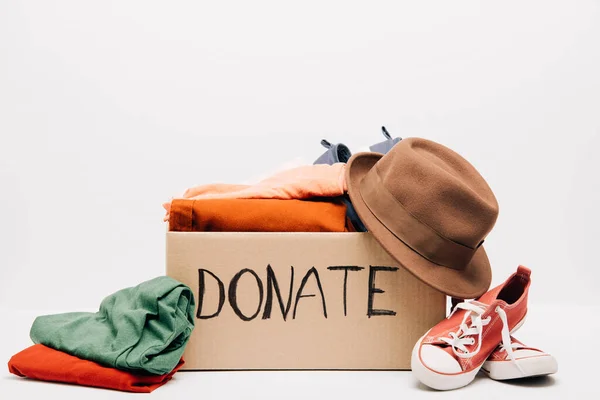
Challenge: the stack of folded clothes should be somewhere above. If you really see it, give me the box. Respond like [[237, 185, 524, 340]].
[[162, 126, 403, 233], [163, 163, 353, 232], [8, 276, 196, 393]]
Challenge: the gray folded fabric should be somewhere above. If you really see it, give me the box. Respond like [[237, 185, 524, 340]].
[[313, 139, 352, 165], [369, 126, 401, 154]]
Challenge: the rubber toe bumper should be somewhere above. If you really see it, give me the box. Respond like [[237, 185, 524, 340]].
[[411, 340, 481, 391]]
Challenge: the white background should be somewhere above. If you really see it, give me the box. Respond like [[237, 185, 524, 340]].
[[1, 0, 599, 398]]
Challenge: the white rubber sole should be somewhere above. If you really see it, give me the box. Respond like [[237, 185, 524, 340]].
[[411, 314, 527, 390], [482, 354, 558, 380]]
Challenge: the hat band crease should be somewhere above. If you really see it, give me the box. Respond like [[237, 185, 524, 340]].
[[358, 167, 477, 270]]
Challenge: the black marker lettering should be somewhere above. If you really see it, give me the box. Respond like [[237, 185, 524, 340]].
[[367, 266, 399, 317], [228, 268, 264, 321], [261, 264, 295, 321], [293, 267, 327, 319], [327, 266, 364, 316], [197, 269, 225, 319]]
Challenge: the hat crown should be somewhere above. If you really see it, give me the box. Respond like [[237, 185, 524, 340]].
[[374, 138, 498, 248]]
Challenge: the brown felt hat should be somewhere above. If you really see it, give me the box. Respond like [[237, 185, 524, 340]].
[[346, 137, 499, 298]]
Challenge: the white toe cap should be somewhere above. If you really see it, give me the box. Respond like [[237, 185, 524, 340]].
[[420, 345, 462, 374]]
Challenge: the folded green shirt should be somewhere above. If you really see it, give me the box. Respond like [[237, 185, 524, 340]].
[[30, 276, 195, 375]]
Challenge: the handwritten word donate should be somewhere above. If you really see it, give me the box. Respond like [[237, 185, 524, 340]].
[[196, 265, 399, 321]]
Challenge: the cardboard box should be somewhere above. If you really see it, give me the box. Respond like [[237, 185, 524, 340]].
[[166, 232, 446, 370]]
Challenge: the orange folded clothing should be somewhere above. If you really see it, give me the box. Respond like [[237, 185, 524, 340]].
[[169, 198, 348, 232], [163, 163, 347, 220], [8, 344, 184, 393]]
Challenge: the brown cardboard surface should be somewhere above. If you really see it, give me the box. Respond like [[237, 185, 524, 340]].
[[166, 232, 445, 370]]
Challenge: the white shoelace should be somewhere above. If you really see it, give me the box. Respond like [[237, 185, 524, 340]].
[[439, 302, 524, 373], [499, 342, 525, 352], [440, 302, 491, 358]]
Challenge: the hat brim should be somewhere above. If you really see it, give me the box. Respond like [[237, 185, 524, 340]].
[[346, 152, 492, 299]]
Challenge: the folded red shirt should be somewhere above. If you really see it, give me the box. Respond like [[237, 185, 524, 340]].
[[8, 344, 184, 393]]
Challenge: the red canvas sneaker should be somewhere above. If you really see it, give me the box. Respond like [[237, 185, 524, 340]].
[[411, 266, 531, 390], [482, 336, 558, 380]]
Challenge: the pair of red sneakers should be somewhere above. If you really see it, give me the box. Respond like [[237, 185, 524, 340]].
[[411, 266, 558, 390]]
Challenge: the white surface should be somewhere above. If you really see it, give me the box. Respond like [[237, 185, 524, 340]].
[[0, 305, 596, 398], [1, 0, 599, 398]]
